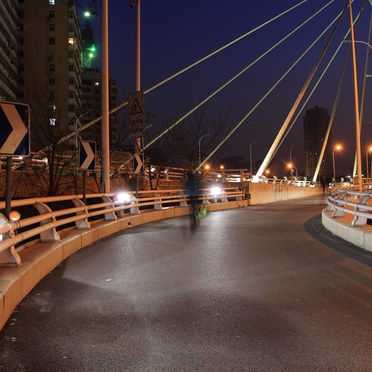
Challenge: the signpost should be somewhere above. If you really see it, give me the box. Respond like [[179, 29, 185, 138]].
[[0, 101, 30, 219], [128, 91, 144, 194], [79, 140, 96, 204], [128, 90, 144, 139]]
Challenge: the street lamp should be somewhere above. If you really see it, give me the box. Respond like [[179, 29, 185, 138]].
[[343, 39, 372, 50], [366, 146, 372, 178], [249, 139, 259, 176], [332, 144, 342, 180], [198, 134, 209, 166], [287, 163, 298, 179], [289, 144, 297, 163]]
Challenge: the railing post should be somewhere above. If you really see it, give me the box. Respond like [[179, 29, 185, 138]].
[[102, 196, 117, 221], [34, 202, 60, 241], [72, 198, 90, 229], [179, 191, 188, 207], [0, 213, 22, 267], [153, 192, 163, 210], [352, 195, 369, 226]]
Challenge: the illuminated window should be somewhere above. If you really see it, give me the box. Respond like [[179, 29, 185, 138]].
[[49, 0, 56, 4], [94, 81, 99, 86], [49, 118, 56, 126], [68, 37, 74, 45]]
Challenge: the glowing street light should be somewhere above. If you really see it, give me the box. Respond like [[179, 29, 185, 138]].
[[287, 163, 298, 178], [332, 144, 342, 180]]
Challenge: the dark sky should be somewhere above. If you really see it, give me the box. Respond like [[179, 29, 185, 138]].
[[77, 0, 372, 175]]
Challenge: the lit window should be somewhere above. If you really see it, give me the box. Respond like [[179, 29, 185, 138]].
[[49, 118, 56, 126], [94, 81, 99, 86], [68, 37, 74, 45], [49, 0, 56, 4]]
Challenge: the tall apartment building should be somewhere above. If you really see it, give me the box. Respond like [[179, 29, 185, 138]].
[[0, 0, 18, 101], [303, 106, 332, 179], [17, 0, 82, 151], [80, 68, 118, 149]]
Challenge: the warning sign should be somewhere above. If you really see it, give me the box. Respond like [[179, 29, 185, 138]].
[[129, 98, 143, 115], [128, 91, 144, 137]]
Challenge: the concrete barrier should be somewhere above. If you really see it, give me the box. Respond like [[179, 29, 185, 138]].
[[248, 183, 323, 205], [0, 201, 246, 331], [322, 210, 372, 252]]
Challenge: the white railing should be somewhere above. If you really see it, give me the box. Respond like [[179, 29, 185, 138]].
[[326, 188, 372, 227], [0, 187, 244, 266]]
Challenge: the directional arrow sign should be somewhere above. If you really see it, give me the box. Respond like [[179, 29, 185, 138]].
[[0, 101, 30, 156], [133, 153, 143, 174], [79, 140, 96, 170]]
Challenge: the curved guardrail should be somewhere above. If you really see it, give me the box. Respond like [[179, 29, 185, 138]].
[[0, 187, 244, 267], [323, 187, 372, 253], [325, 188, 372, 227]]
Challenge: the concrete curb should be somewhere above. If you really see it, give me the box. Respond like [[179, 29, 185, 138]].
[[0, 201, 246, 331], [322, 210, 372, 253]]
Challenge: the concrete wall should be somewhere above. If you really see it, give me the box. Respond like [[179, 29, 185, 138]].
[[248, 183, 323, 205], [0, 200, 246, 331]]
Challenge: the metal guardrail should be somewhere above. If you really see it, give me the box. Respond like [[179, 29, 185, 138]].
[[326, 188, 372, 227], [0, 187, 244, 267]]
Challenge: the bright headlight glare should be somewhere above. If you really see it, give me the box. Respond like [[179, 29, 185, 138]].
[[210, 187, 222, 196], [117, 193, 131, 203]]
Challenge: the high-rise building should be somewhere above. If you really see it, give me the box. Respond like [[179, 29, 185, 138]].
[[17, 0, 82, 151], [79, 12, 118, 152], [0, 0, 18, 101], [80, 68, 118, 150], [303, 106, 332, 179]]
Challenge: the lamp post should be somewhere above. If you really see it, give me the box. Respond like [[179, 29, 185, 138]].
[[347, 0, 363, 190], [332, 144, 342, 180], [198, 134, 209, 167], [289, 144, 297, 163], [366, 146, 372, 178], [249, 139, 259, 176], [101, 0, 110, 193], [287, 163, 298, 179]]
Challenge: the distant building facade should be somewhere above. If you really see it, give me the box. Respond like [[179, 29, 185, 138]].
[[81, 68, 118, 150], [17, 0, 82, 151], [0, 0, 18, 101], [303, 106, 332, 179]]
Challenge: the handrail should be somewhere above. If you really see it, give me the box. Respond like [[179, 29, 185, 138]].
[[325, 187, 372, 227], [0, 187, 245, 266]]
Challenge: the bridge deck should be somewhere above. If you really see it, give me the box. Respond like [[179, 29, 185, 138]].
[[1, 195, 371, 371]]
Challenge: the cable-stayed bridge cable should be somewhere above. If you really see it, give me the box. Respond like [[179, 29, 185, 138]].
[[145, 0, 336, 153], [198, 2, 343, 171]]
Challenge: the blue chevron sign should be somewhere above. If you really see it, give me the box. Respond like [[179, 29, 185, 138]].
[[0, 101, 30, 156], [79, 140, 96, 170]]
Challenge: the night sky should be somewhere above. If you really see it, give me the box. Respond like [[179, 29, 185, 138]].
[[77, 0, 372, 175]]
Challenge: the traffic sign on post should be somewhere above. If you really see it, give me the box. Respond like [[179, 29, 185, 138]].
[[0, 101, 30, 156], [128, 90, 144, 137], [133, 153, 143, 174], [79, 140, 96, 170]]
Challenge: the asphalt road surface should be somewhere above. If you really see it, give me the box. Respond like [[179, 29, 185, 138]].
[[1, 195, 371, 371]]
